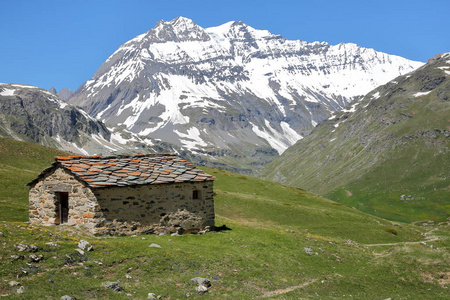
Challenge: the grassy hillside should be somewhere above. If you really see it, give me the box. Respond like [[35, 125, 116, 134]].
[[0, 137, 70, 222], [1, 137, 449, 298], [262, 53, 450, 223]]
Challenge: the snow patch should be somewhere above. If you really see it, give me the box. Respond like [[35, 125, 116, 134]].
[[71, 144, 89, 155], [175, 127, 208, 150], [10, 84, 37, 89], [280, 121, 303, 145], [341, 102, 359, 113], [251, 122, 287, 154], [333, 121, 342, 128], [250, 120, 300, 154], [0, 88, 15, 96], [413, 91, 432, 97]]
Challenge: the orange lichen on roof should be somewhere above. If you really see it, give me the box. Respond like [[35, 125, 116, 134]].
[[55, 156, 83, 160], [112, 172, 128, 177]]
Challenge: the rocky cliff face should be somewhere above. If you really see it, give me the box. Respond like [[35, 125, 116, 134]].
[[0, 83, 129, 155], [68, 17, 423, 172]]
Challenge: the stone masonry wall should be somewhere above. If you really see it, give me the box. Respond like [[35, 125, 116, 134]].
[[28, 167, 98, 230], [29, 167, 215, 235], [92, 181, 215, 235]]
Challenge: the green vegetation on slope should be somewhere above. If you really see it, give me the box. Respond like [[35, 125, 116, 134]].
[[1, 137, 449, 298], [262, 53, 450, 223], [1, 221, 449, 299], [0, 137, 70, 221]]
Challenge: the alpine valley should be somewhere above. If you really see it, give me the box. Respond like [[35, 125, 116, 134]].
[[66, 16, 422, 173], [1, 16, 449, 299], [262, 53, 450, 222]]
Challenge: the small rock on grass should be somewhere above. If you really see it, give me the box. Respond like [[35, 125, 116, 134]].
[[148, 292, 162, 299], [304, 247, 313, 255], [61, 296, 77, 300], [195, 285, 208, 293], [29, 254, 43, 262], [102, 281, 124, 292], [74, 248, 85, 255], [190, 277, 211, 287], [149, 243, 162, 248], [78, 240, 93, 251], [16, 243, 39, 252], [8, 281, 21, 287]]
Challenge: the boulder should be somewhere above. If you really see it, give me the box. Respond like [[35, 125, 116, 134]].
[[77, 240, 93, 251], [101, 281, 124, 292], [190, 277, 211, 287]]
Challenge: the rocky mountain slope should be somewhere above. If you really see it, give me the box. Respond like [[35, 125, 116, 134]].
[[68, 16, 422, 173], [0, 83, 134, 155], [262, 53, 450, 222]]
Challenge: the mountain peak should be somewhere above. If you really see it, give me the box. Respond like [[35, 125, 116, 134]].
[[170, 16, 196, 27], [49, 86, 57, 94], [207, 20, 277, 41], [144, 16, 210, 43]]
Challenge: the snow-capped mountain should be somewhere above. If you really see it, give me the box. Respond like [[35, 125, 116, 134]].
[[68, 17, 423, 172]]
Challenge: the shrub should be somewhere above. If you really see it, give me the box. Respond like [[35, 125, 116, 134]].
[[384, 227, 398, 235]]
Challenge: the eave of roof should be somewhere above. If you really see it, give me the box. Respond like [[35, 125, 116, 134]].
[[27, 154, 215, 188]]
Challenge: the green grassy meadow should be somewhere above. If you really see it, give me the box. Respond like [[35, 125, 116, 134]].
[[0, 137, 449, 298]]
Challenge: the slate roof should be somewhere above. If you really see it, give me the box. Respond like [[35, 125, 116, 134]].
[[28, 154, 215, 188]]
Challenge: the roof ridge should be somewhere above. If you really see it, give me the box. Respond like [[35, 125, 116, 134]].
[[54, 153, 177, 161]]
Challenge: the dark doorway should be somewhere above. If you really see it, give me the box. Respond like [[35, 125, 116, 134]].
[[55, 192, 69, 224]]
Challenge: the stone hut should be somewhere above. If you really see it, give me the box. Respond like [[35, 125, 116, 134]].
[[27, 154, 215, 235]]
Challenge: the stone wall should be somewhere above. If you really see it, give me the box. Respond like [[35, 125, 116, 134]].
[[28, 167, 98, 229], [29, 167, 215, 235], [92, 181, 215, 235]]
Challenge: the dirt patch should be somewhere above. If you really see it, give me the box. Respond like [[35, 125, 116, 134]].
[[259, 278, 318, 298], [421, 271, 450, 288]]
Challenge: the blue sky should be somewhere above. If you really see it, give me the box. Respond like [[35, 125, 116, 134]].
[[1, 0, 448, 91]]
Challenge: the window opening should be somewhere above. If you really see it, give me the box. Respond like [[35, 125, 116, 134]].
[[193, 190, 201, 200]]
